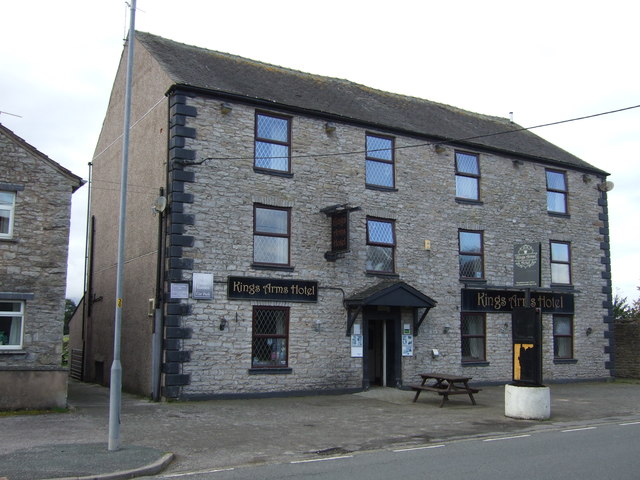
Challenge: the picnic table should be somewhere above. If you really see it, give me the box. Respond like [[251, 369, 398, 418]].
[[409, 372, 481, 407]]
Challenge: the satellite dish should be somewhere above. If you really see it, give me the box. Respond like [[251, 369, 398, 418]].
[[597, 181, 614, 192], [153, 196, 167, 213]]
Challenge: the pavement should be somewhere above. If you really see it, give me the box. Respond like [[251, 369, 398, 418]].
[[2, 378, 640, 480]]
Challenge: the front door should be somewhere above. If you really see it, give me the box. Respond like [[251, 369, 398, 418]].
[[364, 308, 401, 388]]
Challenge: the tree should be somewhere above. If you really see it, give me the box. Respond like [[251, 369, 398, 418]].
[[613, 288, 640, 320], [64, 299, 76, 335]]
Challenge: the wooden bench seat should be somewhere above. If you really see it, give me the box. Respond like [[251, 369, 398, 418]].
[[409, 383, 481, 407]]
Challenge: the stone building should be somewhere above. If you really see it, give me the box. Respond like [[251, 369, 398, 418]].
[[75, 31, 614, 400], [0, 123, 84, 409]]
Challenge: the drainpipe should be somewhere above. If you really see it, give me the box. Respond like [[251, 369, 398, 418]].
[[151, 187, 165, 401]]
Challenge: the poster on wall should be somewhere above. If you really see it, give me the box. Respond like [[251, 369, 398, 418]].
[[402, 334, 414, 356], [351, 324, 363, 357]]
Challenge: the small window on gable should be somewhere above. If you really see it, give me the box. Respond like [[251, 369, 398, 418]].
[[365, 134, 395, 188], [0, 191, 16, 239], [546, 169, 568, 214], [455, 152, 480, 201], [255, 112, 291, 173]]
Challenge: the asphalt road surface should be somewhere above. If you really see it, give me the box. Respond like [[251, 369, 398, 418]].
[[154, 420, 640, 480]]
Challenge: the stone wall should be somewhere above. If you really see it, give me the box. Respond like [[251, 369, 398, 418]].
[[0, 125, 81, 408], [614, 318, 640, 378], [161, 93, 612, 398]]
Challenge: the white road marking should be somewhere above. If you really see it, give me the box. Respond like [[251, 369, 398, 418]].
[[161, 467, 235, 478], [393, 445, 446, 452], [291, 455, 354, 464], [561, 427, 597, 433], [620, 421, 640, 426], [483, 434, 531, 442]]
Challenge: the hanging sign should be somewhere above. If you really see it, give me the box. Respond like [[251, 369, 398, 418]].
[[514, 243, 541, 287]]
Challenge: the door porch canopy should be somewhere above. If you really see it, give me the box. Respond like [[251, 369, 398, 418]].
[[345, 280, 437, 336]]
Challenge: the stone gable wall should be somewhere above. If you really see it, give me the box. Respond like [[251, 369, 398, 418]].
[[0, 131, 74, 368]]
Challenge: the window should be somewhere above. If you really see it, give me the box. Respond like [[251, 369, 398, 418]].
[[459, 230, 484, 279], [255, 112, 291, 173], [366, 217, 395, 273], [0, 191, 16, 238], [461, 313, 485, 362], [546, 169, 568, 214], [365, 134, 395, 188], [0, 301, 24, 349], [252, 307, 289, 368], [550, 241, 571, 285], [253, 205, 290, 266], [553, 315, 573, 359], [455, 152, 480, 200]]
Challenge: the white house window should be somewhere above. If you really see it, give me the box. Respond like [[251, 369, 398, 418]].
[[0, 301, 24, 348], [0, 191, 16, 238]]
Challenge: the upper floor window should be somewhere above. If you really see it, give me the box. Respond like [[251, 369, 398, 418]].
[[459, 230, 484, 279], [550, 241, 571, 285], [0, 191, 16, 238], [365, 134, 395, 188], [455, 152, 480, 201], [546, 169, 568, 214], [553, 315, 573, 359], [0, 301, 24, 349], [461, 313, 486, 362], [255, 112, 291, 173], [252, 306, 289, 369], [366, 217, 395, 273], [253, 205, 290, 266]]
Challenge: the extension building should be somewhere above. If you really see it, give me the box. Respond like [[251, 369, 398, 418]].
[[73, 32, 614, 400]]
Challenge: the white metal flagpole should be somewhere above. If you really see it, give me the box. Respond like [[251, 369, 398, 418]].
[[108, 0, 136, 452]]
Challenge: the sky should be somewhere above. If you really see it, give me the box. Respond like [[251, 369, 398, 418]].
[[1, 0, 639, 304]]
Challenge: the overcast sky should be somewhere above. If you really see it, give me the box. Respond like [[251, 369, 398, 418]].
[[1, 0, 639, 303]]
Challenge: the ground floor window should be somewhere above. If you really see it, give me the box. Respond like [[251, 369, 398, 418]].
[[252, 306, 289, 368], [553, 315, 573, 359], [461, 312, 485, 362], [0, 301, 24, 348]]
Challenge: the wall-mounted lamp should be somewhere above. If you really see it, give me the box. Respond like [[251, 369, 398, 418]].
[[324, 122, 336, 133], [431, 348, 440, 359], [219, 318, 227, 331], [220, 103, 233, 114], [512, 159, 524, 167], [586, 327, 593, 336], [314, 319, 322, 332], [434, 144, 446, 154], [442, 325, 451, 334], [582, 174, 591, 183]]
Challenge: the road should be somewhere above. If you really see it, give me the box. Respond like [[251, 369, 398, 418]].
[[155, 420, 640, 480]]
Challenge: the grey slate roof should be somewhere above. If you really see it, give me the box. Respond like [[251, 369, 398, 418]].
[[136, 31, 605, 174]]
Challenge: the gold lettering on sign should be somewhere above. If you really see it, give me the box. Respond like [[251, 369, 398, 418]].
[[233, 281, 261, 295]]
